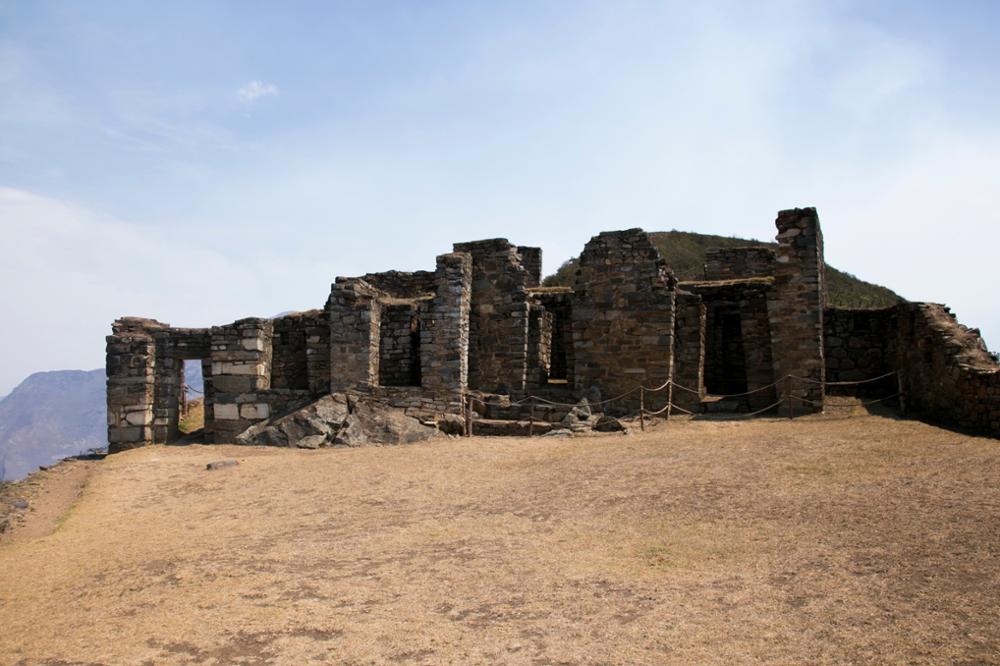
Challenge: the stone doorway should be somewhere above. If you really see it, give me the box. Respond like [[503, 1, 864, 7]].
[[178, 359, 208, 438], [705, 309, 748, 395], [379, 304, 422, 387]]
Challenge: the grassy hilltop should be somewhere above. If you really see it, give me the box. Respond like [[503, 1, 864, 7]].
[[543, 230, 901, 310]]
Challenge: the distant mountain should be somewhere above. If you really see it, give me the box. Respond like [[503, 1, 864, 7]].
[[0, 370, 106, 482], [543, 230, 902, 310], [0, 362, 204, 482]]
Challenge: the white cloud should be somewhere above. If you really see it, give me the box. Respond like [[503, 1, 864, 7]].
[[237, 80, 279, 102], [0, 188, 271, 394]]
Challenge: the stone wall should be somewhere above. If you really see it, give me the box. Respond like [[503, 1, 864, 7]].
[[572, 229, 676, 412], [894, 303, 999, 435], [360, 270, 436, 299], [704, 247, 775, 280], [379, 303, 422, 387], [209, 318, 275, 442], [328, 279, 382, 392], [517, 246, 542, 287], [673, 291, 705, 412], [106, 330, 156, 453], [296, 310, 331, 397], [419, 252, 471, 397], [824, 307, 897, 389], [452, 239, 531, 393], [767, 208, 825, 413], [271, 316, 310, 391], [740, 288, 778, 410]]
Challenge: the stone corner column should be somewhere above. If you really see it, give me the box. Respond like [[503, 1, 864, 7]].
[[208, 318, 274, 443], [328, 279, 382, 393], [768, 207, 826, 412], [106, 333, 155, 453], [420, 252, 471, 406]]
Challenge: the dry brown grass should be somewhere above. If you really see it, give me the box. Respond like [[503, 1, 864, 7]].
[[1, 414, 998, 664], [179, 398, 205, 435]]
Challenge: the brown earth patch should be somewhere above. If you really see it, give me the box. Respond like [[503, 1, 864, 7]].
[[0, 415, 998, 664], [0, 458, 97, 546]]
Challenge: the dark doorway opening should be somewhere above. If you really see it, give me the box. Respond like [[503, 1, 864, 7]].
[[379, 305, 422, 387], [705, 309, 748, 395], [548, 312, 569, 383], [272, 328, 309, 391]]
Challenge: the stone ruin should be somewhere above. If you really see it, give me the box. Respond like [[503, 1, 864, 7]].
[[106, 207, 1000, 452]]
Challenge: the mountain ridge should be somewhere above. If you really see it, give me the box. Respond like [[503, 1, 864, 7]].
[[0, 369, 107, 481]]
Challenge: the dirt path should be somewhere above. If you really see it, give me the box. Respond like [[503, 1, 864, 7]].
[[0, 457, 98, 546], [0, 416, 998, 664]]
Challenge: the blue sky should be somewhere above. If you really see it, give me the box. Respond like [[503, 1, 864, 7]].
[[1, 1, 999, 394]]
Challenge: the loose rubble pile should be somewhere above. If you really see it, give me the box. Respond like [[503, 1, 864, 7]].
[[236, 393, 439, 448]]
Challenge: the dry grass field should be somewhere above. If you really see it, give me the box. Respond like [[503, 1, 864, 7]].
[[1, 413, 998, 665]]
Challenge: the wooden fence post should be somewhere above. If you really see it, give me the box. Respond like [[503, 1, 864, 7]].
[[666, 381, 673, 421], [529, 397, 535, 437], [786, 375, 794, 420], [897, 370, 906, 416], [464, 394, 472, 437], [639, 387, 645, 432]]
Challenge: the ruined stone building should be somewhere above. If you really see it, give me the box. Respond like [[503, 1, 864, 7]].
[[106, 207, 1000, 451]]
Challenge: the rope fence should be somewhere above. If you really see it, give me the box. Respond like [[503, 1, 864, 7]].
[[459, 370, 904, 437]]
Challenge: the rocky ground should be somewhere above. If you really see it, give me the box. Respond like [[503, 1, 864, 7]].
[[1, 412, 998, 664]]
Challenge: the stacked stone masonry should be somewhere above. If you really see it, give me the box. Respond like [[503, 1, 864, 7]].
[[106, 206, 999, 450], [571, 229, 677, 413], [766, 208, 826, 413], [704, 247, 776, 281]]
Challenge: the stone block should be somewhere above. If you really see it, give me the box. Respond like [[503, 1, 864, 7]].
[[108, 426, 144, 443], [239, 403, 270, 420], [215, 403, 239, 420]]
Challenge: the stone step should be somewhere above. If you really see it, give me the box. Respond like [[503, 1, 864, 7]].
[[471, 418, 556, 437]]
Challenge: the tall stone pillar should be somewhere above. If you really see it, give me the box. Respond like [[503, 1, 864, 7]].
[[421, 252, 472, 400], [673, 290, 706, 412], [151, 331, 183, 444], [328, 279, 382, 392], [209, 318, 274, 442], [452, 239, 531, 393], [571, 229, 676, 412], [106, 333, 156, 453], [517, 246, 542, 287], [767, 207, 826, 412]]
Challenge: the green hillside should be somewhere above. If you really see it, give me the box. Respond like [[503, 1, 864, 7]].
[[542, 230, 901, 310]]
